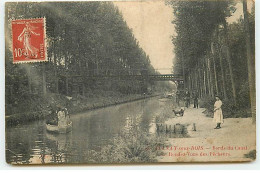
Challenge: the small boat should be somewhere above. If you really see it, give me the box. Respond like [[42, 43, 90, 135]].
[[46, 121, 72, 134]]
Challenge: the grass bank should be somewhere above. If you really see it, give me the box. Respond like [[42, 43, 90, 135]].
[[83, 124, 165, 163], [6, 91, 160, 127]]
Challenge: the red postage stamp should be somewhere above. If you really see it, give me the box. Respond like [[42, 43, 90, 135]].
[[11, 18, 47, 63]]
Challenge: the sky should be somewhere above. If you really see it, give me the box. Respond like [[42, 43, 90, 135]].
[[114, 0, 254, 74], [114, 0, 175, 74], [227, 0, 254, 23]]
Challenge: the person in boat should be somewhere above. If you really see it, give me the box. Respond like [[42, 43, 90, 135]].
[[57, 107, 67, 127], [46, 105, 58, 125], [63, 107, 71, 125]]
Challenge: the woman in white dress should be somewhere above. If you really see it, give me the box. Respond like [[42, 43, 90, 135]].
[[213, 96, 224, 129]]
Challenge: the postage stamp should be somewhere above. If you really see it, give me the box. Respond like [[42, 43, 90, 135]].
[[11, 18, 47, 63]]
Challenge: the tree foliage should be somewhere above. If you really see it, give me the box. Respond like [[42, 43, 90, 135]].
[[5, 2, 163, 107], [169, 0, 255, 114]]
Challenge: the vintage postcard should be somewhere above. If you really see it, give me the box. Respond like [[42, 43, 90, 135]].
[[5, 0, 256, 164]]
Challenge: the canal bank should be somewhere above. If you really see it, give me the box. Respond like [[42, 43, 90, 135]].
[[5, 92, 161, 127], [6, 96, 166, 164]]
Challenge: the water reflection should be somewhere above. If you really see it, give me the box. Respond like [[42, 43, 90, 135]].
[[6, 97, 164, 164]]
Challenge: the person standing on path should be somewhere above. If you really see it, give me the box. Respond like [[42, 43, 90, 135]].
[[213, 96, 224, 129], [175, 90, 180, 106], [193, 91, 199, 108], [184, 89, 190, 108]]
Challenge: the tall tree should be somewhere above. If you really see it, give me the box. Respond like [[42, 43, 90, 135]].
[[243, 0, 255, 123]]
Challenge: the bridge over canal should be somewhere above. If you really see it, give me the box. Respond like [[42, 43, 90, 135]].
[[59, 74, 184, 95], [65, 74, 184, 83]]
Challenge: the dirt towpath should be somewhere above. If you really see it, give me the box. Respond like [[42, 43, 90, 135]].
[[156, 107, 256, 162]]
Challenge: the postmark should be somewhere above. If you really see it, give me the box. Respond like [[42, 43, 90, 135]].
[[11, 18, 47, 63]]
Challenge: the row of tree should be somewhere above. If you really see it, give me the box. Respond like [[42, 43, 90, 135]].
[[5, 1, 166, 107], [169, 0, 255, 122]]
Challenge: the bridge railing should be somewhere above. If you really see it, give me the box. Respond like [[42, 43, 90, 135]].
[[60, 74, 183, 82]]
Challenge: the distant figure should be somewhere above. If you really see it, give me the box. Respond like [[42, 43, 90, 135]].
[[175, 90, 180, 106], [213, 96, 224, 129], [184, 89, 190, 108], [193, 91, 199, 108]]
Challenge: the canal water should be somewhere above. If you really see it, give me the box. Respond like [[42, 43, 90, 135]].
[[6, 97, 169, 164]]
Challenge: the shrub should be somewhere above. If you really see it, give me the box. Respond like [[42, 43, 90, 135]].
[[85, 125, 165, 163]]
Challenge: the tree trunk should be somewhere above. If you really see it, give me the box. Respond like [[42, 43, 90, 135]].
[[195, 67, 199, 94], [214, 29, 227, 99], [198, 60, 204, 97], [198, 67, 201, 97], [199, 68, 203, 98], [243, 0, 256, 123], [219, 50, 227, 99], [218, 42, 227, 99], [191, 70, 193, 92], [181, 41, 186, 89], [203, 70, 207, 96], [27, 65, 32, 94], [211, 52, 219, 96], [52, 25, 59, 94], [204, 58, 209, 96], [207, 55, 214, 97], [189, 70, 192, 91], [202, 58, 208, 96], [53, 39, 59, 93], [42, 63, 47, 95], [223, 21, 237, 105]]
